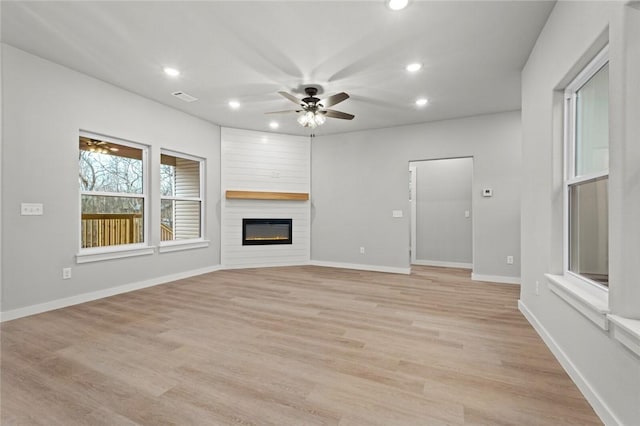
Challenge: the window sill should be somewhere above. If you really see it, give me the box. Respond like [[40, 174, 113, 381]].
[[159, 239, 210, 253], [608, 315, 640, 358], [76, 245, 155, 264], [545, 273, 610, 330]]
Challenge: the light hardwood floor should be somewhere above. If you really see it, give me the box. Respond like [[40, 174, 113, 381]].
[[1, 266, 601, 425]]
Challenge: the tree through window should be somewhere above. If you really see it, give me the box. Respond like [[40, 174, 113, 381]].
[[79, 134, 147, 248]]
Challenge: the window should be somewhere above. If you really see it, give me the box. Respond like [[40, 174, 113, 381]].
[[160, 151, 203, 242], [79, 133, 148, 249], [564, 46, 609, 287]]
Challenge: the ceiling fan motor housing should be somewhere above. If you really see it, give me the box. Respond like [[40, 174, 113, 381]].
[[302, 87, 321, 106]]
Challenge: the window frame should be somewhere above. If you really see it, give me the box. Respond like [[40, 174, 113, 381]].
[[562, 45, 609, 291], [159, 149, 206, 249], [77, 130, 151, 262]]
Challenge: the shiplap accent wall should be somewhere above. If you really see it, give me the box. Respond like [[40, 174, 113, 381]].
[[221, 127, 310, 267]]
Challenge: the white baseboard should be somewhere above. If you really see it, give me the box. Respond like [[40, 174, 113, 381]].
[[309, 260, 410, 275], [221, 261, 310, 270], [0, 265, 223, 323], [471, 273, 520, 285], [518, 300, 620, 426], [413, 259, 472, 269]]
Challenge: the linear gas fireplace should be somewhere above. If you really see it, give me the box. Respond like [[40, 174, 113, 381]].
[[242, 218, 292, 245]]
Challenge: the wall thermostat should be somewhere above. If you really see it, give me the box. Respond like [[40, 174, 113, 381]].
[[482, 188, 493, 197]]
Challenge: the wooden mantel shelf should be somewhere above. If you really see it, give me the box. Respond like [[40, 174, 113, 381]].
[[225, 190, 309, 201]]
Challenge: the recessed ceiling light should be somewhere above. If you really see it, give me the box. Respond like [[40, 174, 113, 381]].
[[228, 100, 240, 109], [406, 63, 422, 72], [416, 98, 428, 106], [388, 0, 409, 11], [163, 67, 180, 77], [269, 121, 279, 129]]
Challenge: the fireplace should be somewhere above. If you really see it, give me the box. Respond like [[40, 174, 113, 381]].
[[242, 218, 292, 245]]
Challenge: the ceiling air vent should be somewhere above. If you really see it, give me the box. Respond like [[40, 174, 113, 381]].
[[171, 91, 198, 103]]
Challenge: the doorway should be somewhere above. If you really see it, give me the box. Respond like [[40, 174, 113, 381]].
[[409, 157, 473, 269]]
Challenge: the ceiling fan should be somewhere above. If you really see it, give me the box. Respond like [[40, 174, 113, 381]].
[[80, 136, 119, 154], [266, 87, 355, 128]]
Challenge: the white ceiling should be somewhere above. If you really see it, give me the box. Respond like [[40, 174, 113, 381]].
[[0, 1, 555, 137]]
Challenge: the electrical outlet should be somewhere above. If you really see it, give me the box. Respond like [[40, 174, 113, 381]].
[[21, 203, 44, 216], [62, 268, 72, 280], [506, 256, 514, 265], [360, 247, 365, 255], [535, 280, 539, 295]]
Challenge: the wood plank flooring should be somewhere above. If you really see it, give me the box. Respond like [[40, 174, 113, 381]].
[[1, 266, 601, 425]]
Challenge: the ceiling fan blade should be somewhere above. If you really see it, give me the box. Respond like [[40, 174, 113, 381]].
[[278, 91, 302, 105], [264, 110, 301, 115], [323, 109, 355, 120], [322, 92, 349, 108]]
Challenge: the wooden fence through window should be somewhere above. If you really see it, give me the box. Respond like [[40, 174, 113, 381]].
[[161, 224, 174, 241], [81, 213, 143, 248]]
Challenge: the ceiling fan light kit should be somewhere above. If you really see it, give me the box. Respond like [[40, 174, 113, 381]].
[[297, 111, 325, 128]]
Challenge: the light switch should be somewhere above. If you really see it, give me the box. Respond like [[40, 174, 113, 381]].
[[392, 210, 403, 218], [21, 203, 44, 216], [465, 210, 470, 218]]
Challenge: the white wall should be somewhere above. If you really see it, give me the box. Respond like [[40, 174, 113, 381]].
[[311, 111, 521, 280], [1, 45, 221, 315], [613, 1, 640, 318], [221, 128, 310, 268], [413, 157, 473, 266], [520, 2, 640, 425]]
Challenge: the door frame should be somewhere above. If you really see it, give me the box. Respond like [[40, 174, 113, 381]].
[[409, 157, 474, 270], [409, 165, 417, 265]]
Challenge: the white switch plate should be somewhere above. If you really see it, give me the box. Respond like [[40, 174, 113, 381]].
[[62, 268, 72, 280], [360, 247, 365, 254], [21, 203, 44, 215], [507, 256, 514, 265], [465, 210, 470, 218], [392, 210, 403, 218]]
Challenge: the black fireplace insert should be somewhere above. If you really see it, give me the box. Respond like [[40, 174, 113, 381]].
[[242, 218, 292, 245]]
